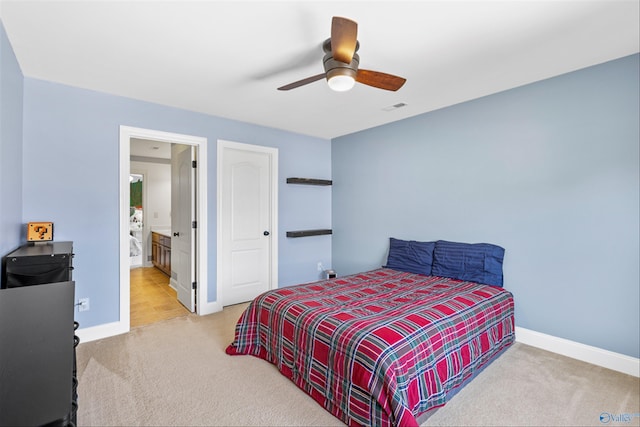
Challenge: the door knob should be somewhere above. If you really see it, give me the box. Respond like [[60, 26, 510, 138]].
[[263, 231, 270, 236], [173, 232, 180, 237]]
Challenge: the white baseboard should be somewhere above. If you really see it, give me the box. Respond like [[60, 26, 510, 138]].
[[515, 326, 640, 377], [76, 321, 128, 344], [76, 301, 222, 343]]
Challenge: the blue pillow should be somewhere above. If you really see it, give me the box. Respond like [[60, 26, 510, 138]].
[[431, 240, 505, 287], [384, 238, 435, 276]]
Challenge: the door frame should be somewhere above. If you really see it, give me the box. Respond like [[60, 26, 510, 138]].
[[119, 126, 212, 333], [216, 139, 279, 307]]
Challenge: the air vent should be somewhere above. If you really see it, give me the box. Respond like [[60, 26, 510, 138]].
[[382, 102, 407, 111]]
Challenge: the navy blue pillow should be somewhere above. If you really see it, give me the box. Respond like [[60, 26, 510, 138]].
[[431, 240, 505, 287], [384, 238, 435, 276]]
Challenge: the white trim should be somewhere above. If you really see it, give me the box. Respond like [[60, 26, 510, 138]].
[[76, 321, 128, 343], [516, 327, 640, 377], [216, 140, 279, 308], [98, 126, 212, 338]]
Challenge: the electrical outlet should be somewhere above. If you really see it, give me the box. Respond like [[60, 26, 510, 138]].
[[78, 298, 90, 312], [317, 262, 324, 272]]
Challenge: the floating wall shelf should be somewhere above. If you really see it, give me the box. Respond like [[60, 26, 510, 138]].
[[286, 229, 333, 238], [286, 177, 332, 186], [286, 177, 332, 238]]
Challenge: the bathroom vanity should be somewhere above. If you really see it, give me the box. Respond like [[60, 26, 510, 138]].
[[151, 231, 171, 276]]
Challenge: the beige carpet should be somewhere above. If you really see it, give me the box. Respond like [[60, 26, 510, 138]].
[[76, 304, 639, 426]]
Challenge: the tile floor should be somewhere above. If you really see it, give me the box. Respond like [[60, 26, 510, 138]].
[[130, 266, 190, 328]]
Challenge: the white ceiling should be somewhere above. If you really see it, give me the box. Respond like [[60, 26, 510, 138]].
[[1, 1, 638, 139], [130, 137, 172, 159]]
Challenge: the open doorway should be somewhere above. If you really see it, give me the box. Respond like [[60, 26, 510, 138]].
[[129, 140, 188, 327], [119, 126, 210, 333]]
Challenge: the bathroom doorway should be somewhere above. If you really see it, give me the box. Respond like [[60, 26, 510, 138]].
[[119, 126, 210, 334]]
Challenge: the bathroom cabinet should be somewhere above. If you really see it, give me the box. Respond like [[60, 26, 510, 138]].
[[151, 232, 171, 276]]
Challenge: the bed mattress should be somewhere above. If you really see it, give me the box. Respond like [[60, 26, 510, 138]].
[[227, 268, 515, 426]]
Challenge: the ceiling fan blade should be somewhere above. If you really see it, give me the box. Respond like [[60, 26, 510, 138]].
[[356, 69, 406, 91], [277, 73, 326, 91], [331, 16, 358, 64]]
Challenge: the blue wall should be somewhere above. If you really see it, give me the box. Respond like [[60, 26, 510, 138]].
[[21, 78, 331, 329], [332, 54, 639, 358], [4, 20, 639, 358], [0, 22, 23, 256]]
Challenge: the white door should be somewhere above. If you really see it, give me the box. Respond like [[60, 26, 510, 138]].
[[172, 144, 196, 311], [220, 143, 275, 306]]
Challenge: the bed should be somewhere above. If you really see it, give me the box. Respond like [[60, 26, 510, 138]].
[[226, 239, 515, 426]]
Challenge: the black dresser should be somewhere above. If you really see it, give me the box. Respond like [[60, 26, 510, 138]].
[[0, 242, 78, 426], [3, 241, 74, 288]]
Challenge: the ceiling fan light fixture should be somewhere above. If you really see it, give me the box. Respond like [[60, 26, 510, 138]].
[[326, 68, 356, 92], [277, 17, 405, 92], [328, 75, 355, 92]]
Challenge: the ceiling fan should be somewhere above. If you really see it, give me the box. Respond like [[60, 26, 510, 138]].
[[277, 16, 406, 92]]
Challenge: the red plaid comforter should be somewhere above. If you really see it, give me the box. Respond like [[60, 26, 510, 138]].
[[226, 268, 515, 426]]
